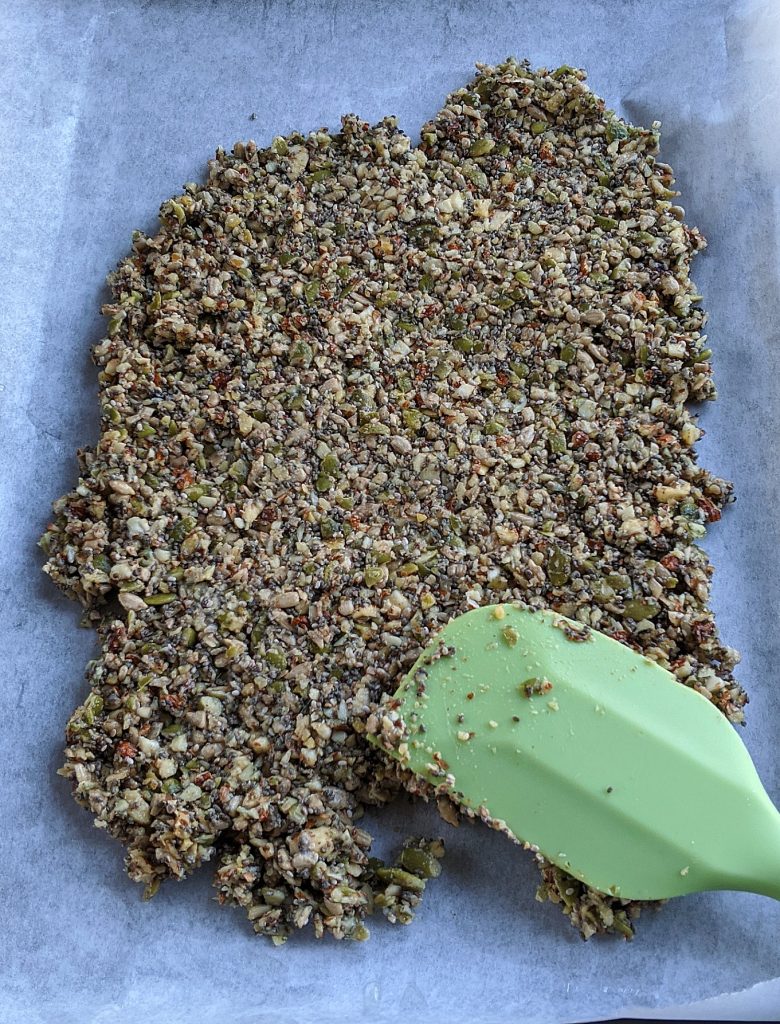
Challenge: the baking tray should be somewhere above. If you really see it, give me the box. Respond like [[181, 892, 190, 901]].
[[1, 0, 779, 1020]]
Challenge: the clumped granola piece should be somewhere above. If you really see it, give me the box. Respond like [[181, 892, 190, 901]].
[[535, 862, 645, 940], [42, 60, 740, 941]]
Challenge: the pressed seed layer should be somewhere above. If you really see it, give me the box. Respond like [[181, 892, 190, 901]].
[[42, 61, 741, 942]]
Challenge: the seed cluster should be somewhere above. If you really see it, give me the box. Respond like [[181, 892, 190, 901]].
[[42, 61, 741, 942]]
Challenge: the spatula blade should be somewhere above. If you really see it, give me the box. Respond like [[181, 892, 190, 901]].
[[369, 604, 780, 901]]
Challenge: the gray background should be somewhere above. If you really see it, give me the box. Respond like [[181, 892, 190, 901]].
[[1, 0, 779, 1020]]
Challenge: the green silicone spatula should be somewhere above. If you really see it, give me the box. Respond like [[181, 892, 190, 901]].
[[369, 603, 780, 902]]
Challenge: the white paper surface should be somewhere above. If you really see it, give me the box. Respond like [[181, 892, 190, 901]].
[[2, 0, 779, 1021]]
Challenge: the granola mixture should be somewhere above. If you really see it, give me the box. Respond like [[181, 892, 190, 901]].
[[41, 61, 741, 942]]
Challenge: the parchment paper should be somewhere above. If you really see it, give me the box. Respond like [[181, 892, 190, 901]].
[[2, 1, 779, 1021]]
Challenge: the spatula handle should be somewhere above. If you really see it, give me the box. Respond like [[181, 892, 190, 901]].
[[732, 807, 780, 901]]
